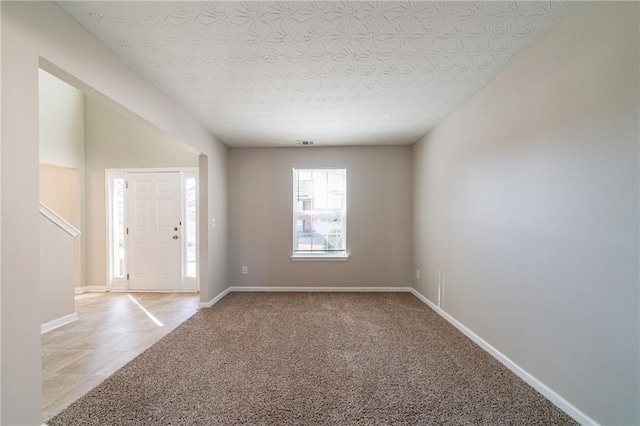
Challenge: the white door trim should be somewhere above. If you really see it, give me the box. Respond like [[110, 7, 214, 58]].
[[106, 167, 199, 292]]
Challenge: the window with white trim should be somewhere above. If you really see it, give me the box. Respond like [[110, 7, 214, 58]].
[[293, 168, 347, 257]]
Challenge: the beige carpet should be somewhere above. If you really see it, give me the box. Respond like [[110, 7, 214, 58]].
[[48, 292, 576, 425]]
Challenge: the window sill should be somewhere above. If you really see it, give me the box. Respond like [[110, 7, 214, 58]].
[[291, 255, 349, 262]]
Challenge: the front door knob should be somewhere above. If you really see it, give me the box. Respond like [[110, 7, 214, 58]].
[[172, 235, 179, 240]]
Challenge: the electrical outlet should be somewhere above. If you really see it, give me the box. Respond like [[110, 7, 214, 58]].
[[416, 269, 420, 279], [242, 266, 248, 274]]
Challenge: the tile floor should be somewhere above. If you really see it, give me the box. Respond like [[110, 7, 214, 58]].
[[41, 292, 199, 423]]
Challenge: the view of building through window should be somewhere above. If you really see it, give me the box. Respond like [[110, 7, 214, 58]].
[[293, 168, 346, 255]]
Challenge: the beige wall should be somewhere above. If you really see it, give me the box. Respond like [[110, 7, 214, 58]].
[[84, 95, 198, 288], [39, 69, 84, 169], [39, 164, 78, 227], [412, 3, 639, 424], [1, 2, 228, 423], [229, 146, 413, 288], [39, 163, 81, 288], [39, 215, 74, 325], [39, 68, 86, 287]]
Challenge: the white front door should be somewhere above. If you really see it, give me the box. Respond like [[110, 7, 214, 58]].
[[127, 172, 181, 290]]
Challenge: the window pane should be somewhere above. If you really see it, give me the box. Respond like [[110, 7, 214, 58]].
[[298, 180, 313, 199], [328, 172, 343, 192], [112, 178, 125, 278], [185, 177, 197, 277], [298, 171, 312, 181], [328, 192, 342, 210]]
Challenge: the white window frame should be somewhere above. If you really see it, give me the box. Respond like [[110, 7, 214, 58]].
[[291, 168, 348, 261], [182, 170, 199, 290], [106, 170, 127, 290], [106, 168, 199, 291]]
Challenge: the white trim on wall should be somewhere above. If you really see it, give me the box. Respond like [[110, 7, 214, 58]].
[[106, 167, 198, 174], [199, 287, 230, 308], [74, 286, 108, 294], [41, 312, 79, 334], [229, 286, 412, 292], [39, 202, 80, 237], [110, 289, 198, 294], [290, 255, 349, 262]]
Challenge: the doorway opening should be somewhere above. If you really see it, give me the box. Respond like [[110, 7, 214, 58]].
[[107, 168, 199, 292], [38, 63, 207, 422]]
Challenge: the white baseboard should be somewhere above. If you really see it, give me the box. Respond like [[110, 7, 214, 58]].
[[75, 286, 108, 294], [229, 286, 413, 293], [86, 286, 108, 292], [199, 287, 231, 308], [109, 289, 198, 293], [41, 312, 79, 334], [199, 286, 411, 308], [408, 288, 597, 426]]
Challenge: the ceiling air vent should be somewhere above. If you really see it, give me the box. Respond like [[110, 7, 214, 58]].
[[296, 140, 314, 146]]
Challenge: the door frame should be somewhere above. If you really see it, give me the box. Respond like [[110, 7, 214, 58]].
[[105, 167, 199, 292]]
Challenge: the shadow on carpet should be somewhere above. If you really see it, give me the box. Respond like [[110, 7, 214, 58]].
[[48, 292, 577, 425]]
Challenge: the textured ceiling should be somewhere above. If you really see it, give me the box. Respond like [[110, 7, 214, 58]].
[[57, 1, 582, 147]]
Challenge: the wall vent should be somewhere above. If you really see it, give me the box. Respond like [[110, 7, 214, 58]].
[[296, 140, 314, 146]]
